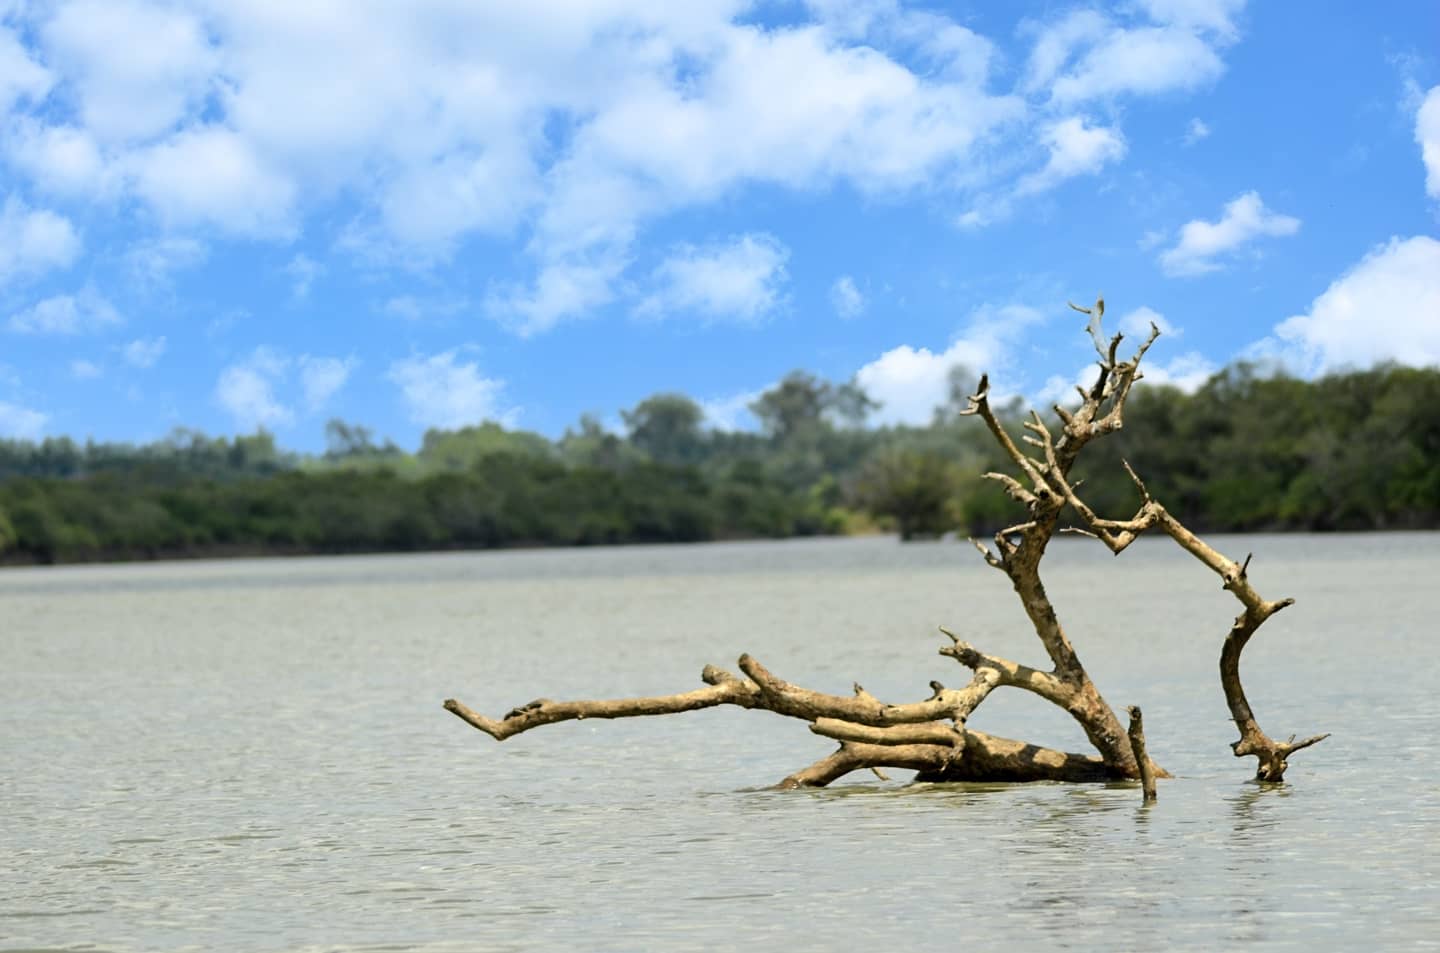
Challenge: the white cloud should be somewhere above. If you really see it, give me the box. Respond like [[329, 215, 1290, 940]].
[[1049, 26, 1226, 104], [0, 2, 1257, 322], [1015, 116, 1126, 195], [1418, 85, 1440, 199], [637, 233, 789, 323], [1266, 236, 1440, 374], [0, 24, 51, 113], [388, 349, 511, 430], [40, 0, 215, 143], [0, 196, 82, 285], [1183, 117, 1211, 145], [1023, 0, 1244, 108], [0, 400, 47, 439], [127, 126, 296, 237], [298, 355, 356, 411], [1118, 305, 1177, 338], [1138, 0, 1245, 39], [8, 288, 120, 335], [121, 335, 167, 368], [1142, 351, 1216, 392], [3, 120, 111, 198], [215, 347, 293, 430], [125, 236, 208, 286], [214, 347, 355, 429], [1158, 191, 1300, 276], [855, 304, 1045, 425], [1020, 9, 1109, 94], [285, 253, 323, 299], [485, 255, 626, 336], [700, 388, 763, 431], [70, 359, 102, 379], [830, 275, 865, 319]]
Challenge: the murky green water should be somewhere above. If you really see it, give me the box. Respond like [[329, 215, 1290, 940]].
[[2, 534, 1437, 951]]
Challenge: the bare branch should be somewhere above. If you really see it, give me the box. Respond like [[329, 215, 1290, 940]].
[[778, 743, 957, 789], [1054, 460, 1328, 781], [810, 719, 962, 747], [937, 628, 1076, 706]]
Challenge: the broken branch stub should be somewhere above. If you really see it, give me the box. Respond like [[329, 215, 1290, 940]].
[[444, 296, 1323, 789]]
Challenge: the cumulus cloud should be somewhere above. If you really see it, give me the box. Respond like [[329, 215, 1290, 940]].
[[0, 1, 1261, 325], [1183, 117, 1211, 145], [1118, 305, 1178, 338], [215, 348, 293, 430], [3, 120, 111, 198], [830, 275, 865, 319], [1158, 191, 1300, 276], [0, 196, 82, 285], [215, 347, 355, 429], [637, 234, 789, 323], [41, 0, 215, 143], [298, 355, 356, 411], [486, 255, 626, 336], [388, 349, 511, 430], [1049, 26, 1226, 104], [1015, 116, 1126, 195], [127, 126, 296, 237], [0, 24, 51, 113], [121, 335, 167, 368], [855, 304, 1046, 425], [8, 288, 120, 334], [1418, 85, 1440, 199], [1265, 236, 1440, 374], [0, 400, 47, 439], [1142, 352, 1217, 392], [1137, 0, 1245, 40]]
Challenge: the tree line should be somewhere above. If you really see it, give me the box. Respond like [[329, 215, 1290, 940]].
[[1, 361, 1436, 564]]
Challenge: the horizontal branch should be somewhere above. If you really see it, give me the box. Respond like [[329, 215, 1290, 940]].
[[779, 743, 956, 789], [809, 718, 962, 747], [938, 627, 1076, 707]]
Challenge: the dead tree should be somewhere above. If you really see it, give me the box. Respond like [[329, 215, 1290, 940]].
[[444, 297, 1327, 786]]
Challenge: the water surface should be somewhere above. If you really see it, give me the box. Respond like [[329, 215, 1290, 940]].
[[2, 535, 1437, 951]]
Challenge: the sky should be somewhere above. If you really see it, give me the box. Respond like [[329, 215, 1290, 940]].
[[1, 0, 1438, 450]]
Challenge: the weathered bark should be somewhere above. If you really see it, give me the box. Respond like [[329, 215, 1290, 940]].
[[1127, 706, 1157, 803], [444, 656, 1115, 789], [1031, 419, 1330, 781], [444, 295, 1324, 789]]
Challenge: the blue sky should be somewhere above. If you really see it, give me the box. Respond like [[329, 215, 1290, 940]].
[[1, 0, 1437, 450]]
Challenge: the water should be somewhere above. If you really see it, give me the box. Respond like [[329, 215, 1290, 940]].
[[2, 534, 1437, 952]]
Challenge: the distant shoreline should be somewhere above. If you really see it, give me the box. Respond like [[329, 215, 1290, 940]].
[[6, 524, 1435, 570]]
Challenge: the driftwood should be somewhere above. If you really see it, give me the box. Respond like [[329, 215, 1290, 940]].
[[445, 297, 1327, 789]]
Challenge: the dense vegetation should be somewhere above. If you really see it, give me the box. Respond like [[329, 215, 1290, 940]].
[[1, 362, 1436, 565]]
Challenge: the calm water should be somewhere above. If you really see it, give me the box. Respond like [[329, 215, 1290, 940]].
[[2, 534, 1437, 952]]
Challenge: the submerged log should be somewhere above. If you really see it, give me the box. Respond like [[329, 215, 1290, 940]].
[[445, 295, 1325, 788]]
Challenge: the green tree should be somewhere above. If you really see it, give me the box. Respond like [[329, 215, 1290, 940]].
[[621, 394, 706, 465], [750, 371, 832, 441], [856, 450, 962, 540]]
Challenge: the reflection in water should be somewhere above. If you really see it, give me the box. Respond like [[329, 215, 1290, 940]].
[[2, 535, 1438, 952]]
